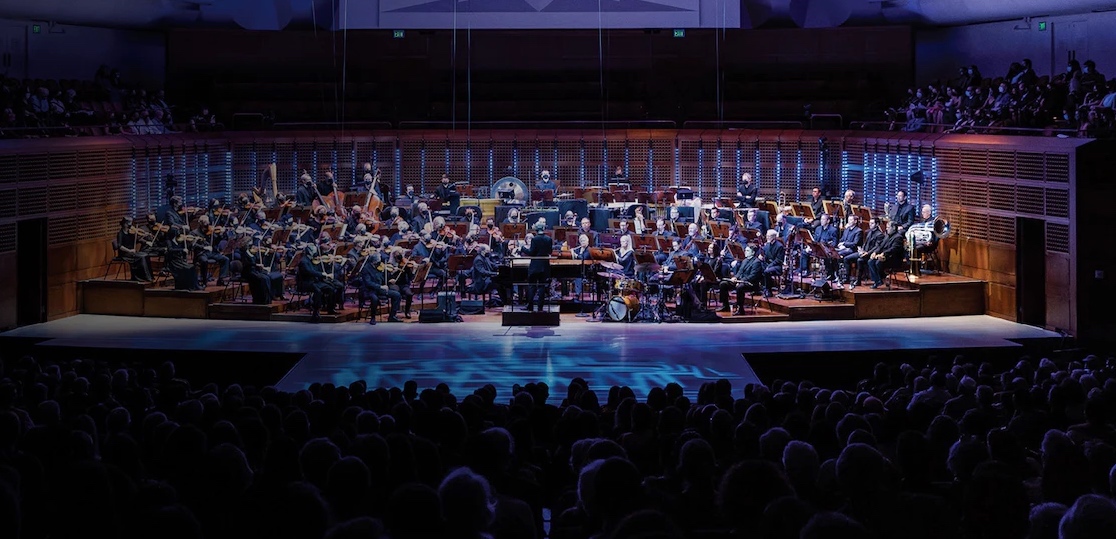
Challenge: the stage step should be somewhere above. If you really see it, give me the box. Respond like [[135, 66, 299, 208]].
[[502, 306, 561, 326], [763, 294, 856, 321], [209, 302, 284, 321], [272, 310, 360, 323], [144, 284, 241, 319]]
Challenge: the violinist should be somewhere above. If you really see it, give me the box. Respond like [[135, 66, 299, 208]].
[[142, 212, 170, 255], [386, 246, 416, 318], [191, 215, 230, 287], [297, 244, 342, 322], [156, 195, 187, 229], [166, 231, 199, 290], [389, 222, 413, 246], [237, 240, 273, 304], [388, 207, 406, 230], [345, 206, 364, 236], [295, 173, 316, 207], [488, 226, 507, 258], [115, 217, 154, 282], [358, 247, 402, 323], [206, 198, 225, 225]]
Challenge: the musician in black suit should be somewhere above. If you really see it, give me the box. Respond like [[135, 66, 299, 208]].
[[570, 234, 593, 298], [435, 174, 461, 215], [760, 230, 785, 295], [525, 221, 553, 312], [807, 187, 825, 224], [317, 171, 337, 197], [298, 245, 342, 322], [867, 222, 906, 289], [295, 174, 316, 207], [237, 243, 273, 304], [851, 217, 885, 287], [358, 249, 402, 324], [887, 189, 916, 232], [616, 235, 636, 277], [191, 215, 230, 287], [736, 173, 759, 207], [465, 244, 504, 306], [744, 208, 767, 236], [836, 215, 864, 284], [719, 244, 763, 314], [166, 233, 198, 290], [156, 195, 187, 229], [578, 217, 598, 247]]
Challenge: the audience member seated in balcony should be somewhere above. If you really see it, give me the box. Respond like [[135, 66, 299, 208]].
[[190, 106, 221, 132]]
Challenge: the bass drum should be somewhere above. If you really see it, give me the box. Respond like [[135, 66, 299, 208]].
[[607, 295, 640, 322]]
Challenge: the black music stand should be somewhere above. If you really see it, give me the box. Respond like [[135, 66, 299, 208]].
[[633, 234, 658, 251]]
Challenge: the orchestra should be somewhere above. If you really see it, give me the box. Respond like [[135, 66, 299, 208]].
[[105, 163, 948, 322]]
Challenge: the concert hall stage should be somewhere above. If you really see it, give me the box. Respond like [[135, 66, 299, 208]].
[[1, 313, 1062, 398]]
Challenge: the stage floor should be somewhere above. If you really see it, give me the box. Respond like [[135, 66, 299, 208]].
[[1, 314, 1061, 398]]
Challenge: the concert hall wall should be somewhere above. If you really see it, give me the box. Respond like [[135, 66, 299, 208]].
[[0, 130, 1092, 341]]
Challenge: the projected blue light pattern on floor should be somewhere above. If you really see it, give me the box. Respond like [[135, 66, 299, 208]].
[[1, 315, 1062, 400]]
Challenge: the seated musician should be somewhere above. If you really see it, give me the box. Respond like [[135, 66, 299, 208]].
[[488, 227, 507, 258], [425, 235, 450, 293], [773, 211, 796, 242], [611, 165, 625, 181], [578, 217, 597, 246], [191, 215, 230, 287], [357, 247, 401, 324], [465, 244, 504, 306], [668, 206, 691, 226], [719, 243, 763, 314], [237, 242, 274, 304], [570, 234, 593, 298], [617, 235, 635, 277], [836, 215, 863, 284], [298, 244, 343, 322], [389, 222, 412, 245], [632, 206, 648, 235], [435, 174, 460, 215], [652, 218, 675, 238], [387, 207, 406, 230], [257, 243, 286, 300], [867, 222, 906, 289], [803, 213, 838, 277], [535, 170, 557, 193], [744, 208, 767, 236], [115, 217, 154, 282], [463, 207, 481, 226], [295, 174, 316, 207], [562, 211, 578, 228], [909, 204, 940, 256], [759, 229, 784, 295], [142, 212, 168, 256], [841, 189, 857, 221], [736, 173, 759, 208], [411, 202, 431, 233], [386, 246, 415, 319], [206, 198, 225, 225], [363, 163, 384, 200], [317, 170, 337, 197], [345, 206, 364, 234], [677, 223, 703, 258], [616, 219, 632, 237], [245, 209, 268, 234], [851, 217, 885, 287], [156, 195, 187, 229], [503, 208, 523, 224], [166, 232, 199, 290]]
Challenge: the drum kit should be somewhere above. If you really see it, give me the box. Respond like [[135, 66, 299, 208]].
[[595, 261, 670, 322]]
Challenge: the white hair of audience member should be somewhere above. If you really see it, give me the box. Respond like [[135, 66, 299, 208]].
[[1058, 494, 1116, 539], [438, 466, 497, 535]]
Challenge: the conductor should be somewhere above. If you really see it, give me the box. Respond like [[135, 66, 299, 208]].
[[526, 219, 553, 312]]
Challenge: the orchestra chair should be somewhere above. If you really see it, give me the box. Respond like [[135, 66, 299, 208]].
[[456, 205, 482, 221], [105, 241, 131, 280], [355, 289, 383, 323]]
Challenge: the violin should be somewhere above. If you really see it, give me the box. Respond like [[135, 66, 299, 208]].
[[128, 226, 153, 237]]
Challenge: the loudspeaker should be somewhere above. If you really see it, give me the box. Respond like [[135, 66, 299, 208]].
[[436, 292, 458, 315], [458, 300, 485, 315], [419, 310, 450, 323]]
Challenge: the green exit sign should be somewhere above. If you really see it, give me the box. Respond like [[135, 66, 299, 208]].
[[392, 29, 405, 39], [673, 28, 685, 38], [31, 24, 41, 34], [1038, 21, 1047, 31]]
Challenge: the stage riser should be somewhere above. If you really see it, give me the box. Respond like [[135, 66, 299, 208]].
[[851, 291, 921, 319], [81, 281, 146, 317], [920, 282, 986, 317], [502, 311, 561, 326]]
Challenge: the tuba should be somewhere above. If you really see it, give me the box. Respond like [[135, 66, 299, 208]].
[[933, 217, 952, 239]]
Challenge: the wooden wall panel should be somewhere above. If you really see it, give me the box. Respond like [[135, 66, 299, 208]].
[[0, 253, 14, 330]]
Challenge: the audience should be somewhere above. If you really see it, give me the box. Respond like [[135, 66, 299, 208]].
[[1, 350, 1116, 539], [887, 59, 1116, 136], [0, 65, 219, 139]]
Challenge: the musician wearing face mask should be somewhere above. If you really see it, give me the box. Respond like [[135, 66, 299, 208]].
[[464, 243, 504, 307], [191, 215, 230, 287], [166, 231, 199, 290], [142, 212, 170, 256], [237, 241, 273, 305], [296, 173, 316, 207], [632, 207, 648, 235], [298, 244, 343, 322], [562, 211, 578, 228], [363, 163, 384, 201], [386, 246, 414, 319], [719, 243, 762, 315], [356, 247, 399, 324], [803, 213, 838, 277], [677, 223, 703, 259], [535, 170, 557, 192], [736, 173, 758, 208], [435, 173, 461, 215], [156, 195, 188, 229], [411, 202, 431, 233], [503, 208, 523, 224], [115, 217, 154, 282], [525, 221, 554, 312]]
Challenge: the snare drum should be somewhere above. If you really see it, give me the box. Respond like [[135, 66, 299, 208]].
[[607, 295, 640, 321], [615, 278, 645, 295]]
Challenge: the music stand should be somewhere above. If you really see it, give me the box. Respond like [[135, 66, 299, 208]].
[[321, 223, 346, 242], [633, 234, 658, 251], [673, 223, 689, 237], [726, 242, 747, 260], [501, 223, 527, 241], [709, 221, 730, 239], [270, 228, 292, 246]]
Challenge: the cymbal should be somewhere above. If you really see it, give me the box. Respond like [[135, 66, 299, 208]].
[[635, 263, 660, 273], [599, 261, 623, 271], [597, 271, 626, 280]]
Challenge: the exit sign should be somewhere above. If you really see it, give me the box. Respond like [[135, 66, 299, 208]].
[[1038, 21, 1047, 31], [673, 29, 685, 38], [32, 24, 41, 34], [392, 29, 405, 39]]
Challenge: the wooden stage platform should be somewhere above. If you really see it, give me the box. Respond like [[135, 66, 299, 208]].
[[78, 271, 986, 325]]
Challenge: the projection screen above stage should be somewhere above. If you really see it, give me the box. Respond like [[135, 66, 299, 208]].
[[374, 0, 737, 29]]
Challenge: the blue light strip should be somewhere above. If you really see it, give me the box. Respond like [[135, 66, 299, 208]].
[[735, 145, 742, 190], [931, 156, 939, 212], [512, 144, 518, 179], [535, 146, 541, 179], [350, 144, 357, 189], [675, 144, 681, 186], [795, 147, 802, 196], [624, 141, 630, 188], [420, 144, 426, 193], [488, 142, 495, 185], [647, 142, 654, 191], [552, 144, 559, 185], [840, 151, 849, 197], [224, 149, 232, 202], [395, 146, 402, 196], [580, 141, 586, 187], [466, 145, 472, 185], [716, 145, 723, 197], [129, 152, 137, 215], [602, 142, 608, 187], [445, 144, 451, 178], [697, 145, 704, 198], [774, 148, 782, 196]]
